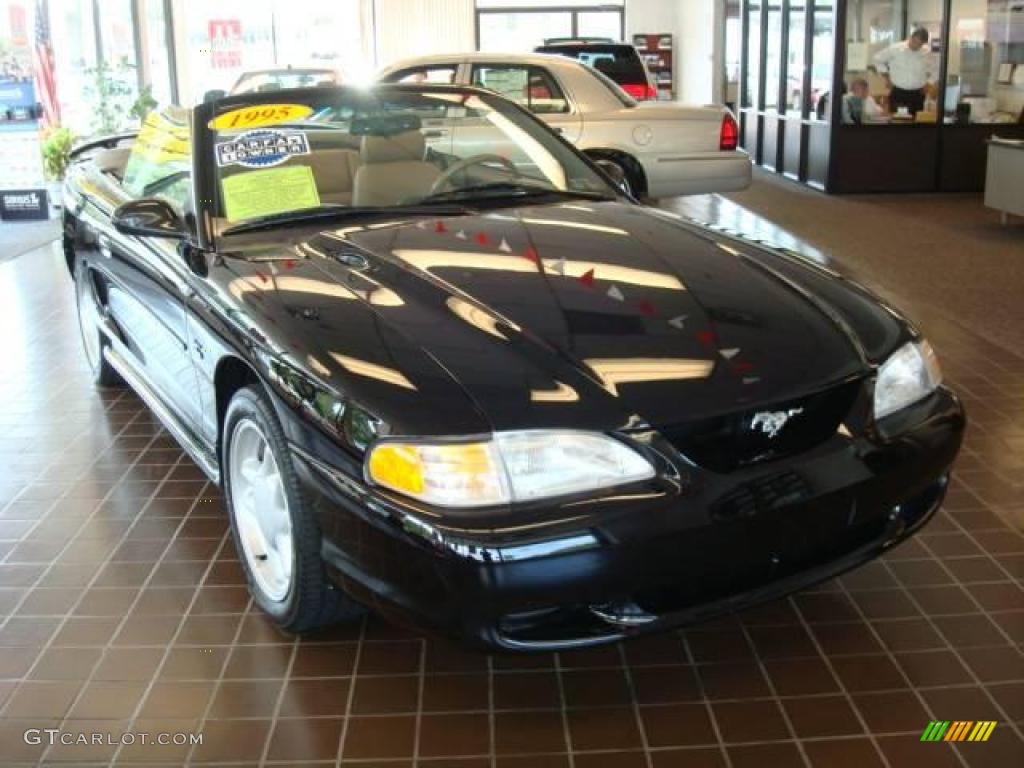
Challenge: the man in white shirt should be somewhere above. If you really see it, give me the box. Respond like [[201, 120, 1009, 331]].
[[873, 28, 936, 116]]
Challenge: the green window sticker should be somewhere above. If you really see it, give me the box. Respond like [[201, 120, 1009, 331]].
[[222, 165, 321, 222]]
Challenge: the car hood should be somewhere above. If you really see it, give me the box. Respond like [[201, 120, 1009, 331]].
[[246, 200, 876, 435]]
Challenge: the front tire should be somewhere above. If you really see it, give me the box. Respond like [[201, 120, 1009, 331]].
[[223, 385, 364, 632], [74, 258, 122, 386]]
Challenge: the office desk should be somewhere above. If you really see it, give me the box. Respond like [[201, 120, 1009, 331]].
[[985, 137, 1024, 224]]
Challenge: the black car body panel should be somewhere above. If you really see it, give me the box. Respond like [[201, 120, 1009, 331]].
[[62, 85, 964, 650]]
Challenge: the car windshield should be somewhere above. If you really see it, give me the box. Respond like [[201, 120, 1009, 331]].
[[205, 86, 617, 237]]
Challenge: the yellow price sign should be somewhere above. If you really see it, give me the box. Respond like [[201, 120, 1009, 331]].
[[208, 104, 315, 132]]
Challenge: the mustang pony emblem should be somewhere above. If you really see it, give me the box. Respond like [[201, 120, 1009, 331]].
[[751, 408, 804, 438]]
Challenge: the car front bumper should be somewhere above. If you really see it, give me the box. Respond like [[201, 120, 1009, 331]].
[[289, 388, 964, 652]]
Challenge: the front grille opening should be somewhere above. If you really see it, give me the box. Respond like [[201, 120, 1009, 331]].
[[662, 379, 864, 472]]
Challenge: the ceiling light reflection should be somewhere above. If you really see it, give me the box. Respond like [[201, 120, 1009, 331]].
[[530, 381, 580, 403], [393, 250, 685, 292], [329, 353, 417, 391], [584, 357, 715, 395]]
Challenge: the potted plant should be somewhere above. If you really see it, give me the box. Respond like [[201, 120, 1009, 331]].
[[41, 126, 75, 213]]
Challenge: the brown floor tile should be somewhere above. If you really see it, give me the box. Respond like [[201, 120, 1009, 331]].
[[291, 643, 356, 677], [782, 695, 864, 738], [802, 738, 884, 768], [67, 680, 147, 719], [342, 715, 416, 759], [894, 650, 974, 687], [494, 710, 567, 754], [188, 717, 270, 763], [278, 676, 351, 717], [28, 647, 102, 681], [138, 681, 215, 719], [630, 665, 701, 704], [566, 707, 642, 751], [265, 717, 344, 761], [987, 681, 1024, 721], [207, 679, 283, 718], [877, 733, 961, 768], [640, 703, 717, 748], [419, 713, 491, 757], [872, 618, 947, 652], [493, 671, 561, 710], [51, 616, 122, 646], [422, 673, 489, 712], [357, 639, 424, 676], [763, 656, 839, 696], [563, 668, 633, 708], [932, 614, 1009, 649], [686, 628, 755, 663], [811, 621, 884, 656], [2, 680, 82, 718], [726, 742, 803, 768], [157, 647, 229, 680], [112, 614, 181, 646], [830, 654, 908, 692], [852, 690, 931, 733], [92, 647, 165, 681], [351, 674, 420, 714], [697, 661, 772, 699], [922, 685, 1006, 722], [712, 699, 790, 743], [223, 644, 295, 679]]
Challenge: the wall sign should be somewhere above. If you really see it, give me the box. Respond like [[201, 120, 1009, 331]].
[[0, 188, 49, 220]]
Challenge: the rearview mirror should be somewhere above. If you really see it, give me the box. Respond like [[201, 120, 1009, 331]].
[[593, 159, 628, 193], [112, 198, 187, 240]]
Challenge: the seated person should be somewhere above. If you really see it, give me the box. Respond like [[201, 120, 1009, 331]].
[[842, 79, 883, 124]]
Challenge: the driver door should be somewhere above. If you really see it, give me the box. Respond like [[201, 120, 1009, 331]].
[[102, 109, 206, 431]]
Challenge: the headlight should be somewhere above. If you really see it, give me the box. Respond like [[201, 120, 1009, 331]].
[[874, 340, 942, 420], [366, 430, 655, 508]]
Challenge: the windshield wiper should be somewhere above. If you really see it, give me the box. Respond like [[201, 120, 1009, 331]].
[[419, 182, 615, 205], [222, 204, 475, 236], [142, 171, 190, 196]]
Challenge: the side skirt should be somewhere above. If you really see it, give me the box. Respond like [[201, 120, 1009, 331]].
[[103, 345, 221, 484]]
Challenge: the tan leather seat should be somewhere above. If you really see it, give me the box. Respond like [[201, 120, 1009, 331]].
[[95, 147, 132, 180], [305, 149, 361, 206], [352, 130, 440, 207]]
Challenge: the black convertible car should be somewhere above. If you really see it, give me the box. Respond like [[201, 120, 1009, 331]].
[[63, 85, 964, 651]]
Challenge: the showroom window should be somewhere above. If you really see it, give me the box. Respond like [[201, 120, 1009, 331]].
[[476, 0, 625, 52], [945, 0, 1024, 125], [470, 63, 570, 113], [178, 0, 367, 103]]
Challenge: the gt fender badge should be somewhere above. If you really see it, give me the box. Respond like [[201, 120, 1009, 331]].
[[751, 407, 804, 438]]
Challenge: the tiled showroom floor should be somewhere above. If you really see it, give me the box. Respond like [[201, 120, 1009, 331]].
[[0, 174, 1022, 767]]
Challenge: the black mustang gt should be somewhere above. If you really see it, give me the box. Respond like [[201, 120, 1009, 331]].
[[62, 85, 964, 651]]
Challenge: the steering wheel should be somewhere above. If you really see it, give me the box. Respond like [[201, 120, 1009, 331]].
[[430, 154, 519, 195]]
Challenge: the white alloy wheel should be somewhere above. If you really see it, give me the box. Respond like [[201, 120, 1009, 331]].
[[228, 418, 294, 602]]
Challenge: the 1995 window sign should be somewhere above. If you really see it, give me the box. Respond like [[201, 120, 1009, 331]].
[[23, 729, 203, 747]]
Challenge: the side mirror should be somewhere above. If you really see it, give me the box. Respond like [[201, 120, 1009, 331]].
[[112, 198, 187, 240], [203, 89, 228, 103], [593, 158, 628, 193]]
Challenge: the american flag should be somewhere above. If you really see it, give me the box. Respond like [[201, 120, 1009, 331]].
[[33, 0, 61, 129]]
